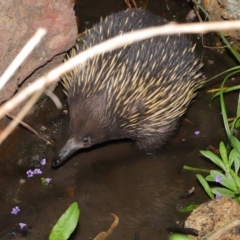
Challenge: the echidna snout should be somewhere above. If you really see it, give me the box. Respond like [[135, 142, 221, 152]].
[[52, 138, 79, 168], [52, 97, 112, 168], [51, 9, 205, 168]]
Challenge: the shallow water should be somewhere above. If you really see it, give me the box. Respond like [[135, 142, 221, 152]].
[[1, 0, 240, 239]]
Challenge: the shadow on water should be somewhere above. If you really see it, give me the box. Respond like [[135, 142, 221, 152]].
[[1, 0, 240, 239]]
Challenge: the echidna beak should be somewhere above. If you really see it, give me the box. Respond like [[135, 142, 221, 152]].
[[51, 138, 81, 169]]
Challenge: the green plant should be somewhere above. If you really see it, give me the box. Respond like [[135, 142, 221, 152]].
[[169, 234, 193, 240], [49, 202, 80, 240], [184, 0, 240, 200], [196, 141, 240, 202], [184, 67, 240, 202]]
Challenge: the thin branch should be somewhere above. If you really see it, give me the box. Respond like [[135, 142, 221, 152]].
[[0, 21, 240, 120], [6, 113, 53, 146], [93, 213, 119, 240], [203, 217, 240, 240], [0, 90, 43, 144], [45, 89, 62, 109]]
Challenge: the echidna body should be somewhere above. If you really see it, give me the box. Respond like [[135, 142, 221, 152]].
[[52, 9, 205, 168]]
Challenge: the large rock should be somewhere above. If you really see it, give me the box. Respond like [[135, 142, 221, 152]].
[[202, 0, 240, 39], [185, 197, 240, 240], [0, 0, 77, 105]]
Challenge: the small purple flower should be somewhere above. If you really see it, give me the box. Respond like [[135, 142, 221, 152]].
[[26, 170, 34, 178], [45, 178, 52, 183], [215, 194, 221, 199], [194, 131, 200, 136], [215, 176, 222, 183], [19, 223, 27, 229], [11, 206, 20, 215], [33, 168, 42, 174], [40, 158, 46, 165]]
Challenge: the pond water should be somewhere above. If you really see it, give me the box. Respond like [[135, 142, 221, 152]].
[[0, 0, 239, 239]]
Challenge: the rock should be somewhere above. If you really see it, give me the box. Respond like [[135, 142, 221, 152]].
[[185, 197, 240, 240], [0, 0, 77, 105], [202, 0, 240, 39]]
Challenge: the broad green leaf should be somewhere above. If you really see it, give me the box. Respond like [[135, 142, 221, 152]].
[[219, 142, 230, 172], [169, 234, 193, 240], [211, 187, 235, 198], [49, 202, 80, 240], [196, 174, 214, 199], [205, 174, 215, 181], [200, 150, 226, 172], [210, 170, 238, 191]]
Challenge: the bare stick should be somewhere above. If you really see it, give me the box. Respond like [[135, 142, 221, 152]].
[[6, 113, 53, 146], [0, 28, 47, 90], [125, 0, 137, 9], [0, 21, 240, 120], [45, 89, 62, 109], [0, 90, 43, 144], [93, 213, 119, 240], [204, 217, 240, 240]]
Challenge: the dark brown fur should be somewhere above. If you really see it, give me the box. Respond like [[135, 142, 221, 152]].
[[52, 9, 205, 168]]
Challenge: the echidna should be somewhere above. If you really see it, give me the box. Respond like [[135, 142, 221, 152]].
[[52, 9, 205, 168]]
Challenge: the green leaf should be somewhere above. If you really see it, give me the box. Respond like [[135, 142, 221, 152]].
[[183, 165, 210, 173], [229, 149, 237, 168], [211, 187, 235, 198], [196, 174, 214, 199], [200, 150, 227, 172], [230, 92, 240, 133], [219, 142, 230, 172], [210, 170, 238, 191], [219, 75, 231, 139], [212, 85, 240, 99], [230, 169, 240, 190], [229, 135, 240, 153], [49, 202, 80, 240], [178, 204, 199, 212], [208, 66, 240, 85], [205, 174, 215, 181], [234, 153, 240, 174], [169, 234, 192, 240], [229, 136, 240, 173]]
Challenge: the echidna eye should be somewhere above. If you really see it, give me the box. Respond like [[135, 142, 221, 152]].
[[82, 137, 90, 144]]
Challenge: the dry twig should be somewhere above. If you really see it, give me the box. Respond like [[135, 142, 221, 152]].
[[6, 114, 53, 146], [1, 21, 240, 144], [93, 214, 119, 240], [204, 217, 240, 240]]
